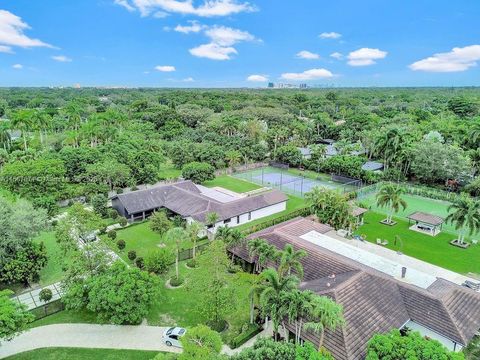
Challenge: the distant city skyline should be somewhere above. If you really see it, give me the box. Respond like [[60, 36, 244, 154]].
[[0, 0, 479, 87]]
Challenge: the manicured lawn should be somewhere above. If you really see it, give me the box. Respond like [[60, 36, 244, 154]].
[[235, 195, 306, 232], [101, 221, 206, 263], [34, 231, 65, 286], [359, 193, 471, 236], [158, 161, 181, 180], [203, 175, 261, 193], [5, 348, 162, 360], [357, 211, 480, 276], [146, 260, 253, 341], [29, 309, 100, 329]]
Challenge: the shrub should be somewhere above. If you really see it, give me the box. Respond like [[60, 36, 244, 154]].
[[119, 217, 128, 227], [108, 208, 119, 219], [98, 226, 107, 235], [135, 257, 144, 269], [186, 258, 197, 268], [128, 250, 137, 261], [116, 239, 126, 250], [115, 187, 124, 194], [229, 324, 262, 349], [131, 186, 139, 191], [145, 248, 174, 274], [51, 220, 58, 227], [169, 276, 184, 287], [181, 162, 215, 183], [91, 194, 108, 218], [107, 230, 117, 240], [39, 288, 53, 303]]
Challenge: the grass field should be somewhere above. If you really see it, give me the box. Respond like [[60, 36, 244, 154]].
[[357, 211, 480, 275], [146, 259, 252, 341], [5, 348, 162, 360], [235, 195, 306, 232], [359, 192, 474, 237], [34, 231, 65, 286], [100, 221, 205, 263], [158, 161, 181, 180], [29, 308, 100, 329], [203, 175, 261, 193]]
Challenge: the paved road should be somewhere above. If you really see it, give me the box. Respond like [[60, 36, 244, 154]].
[[0, 324, 182, 359]]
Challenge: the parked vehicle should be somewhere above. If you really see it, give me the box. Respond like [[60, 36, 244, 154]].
[[163, 327, 186, 347]]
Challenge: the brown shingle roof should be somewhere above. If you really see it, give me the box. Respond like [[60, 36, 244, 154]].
[[407, 211, 444, 226], [113, 180, 288, 222], [233, 218, 480, 359]]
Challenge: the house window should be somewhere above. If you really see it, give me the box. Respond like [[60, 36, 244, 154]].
[[224, 218, 231, 224], [248, 212, 252, 220]]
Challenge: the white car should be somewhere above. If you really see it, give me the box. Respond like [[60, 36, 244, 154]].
[[163, 327, 186, 348]]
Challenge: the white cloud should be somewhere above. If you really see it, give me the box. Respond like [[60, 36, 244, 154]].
[[330, 52, 343, 60], [115, 0, 256, 17], [347, 48, 387, 66], [319, 32, 341, 39], [296, 50, 319, 60], [189, 43, 237, 60], [12, 64, 23, 69], [174, 20, 205, 33], [114, 0, 136, 11], [0, 45, 13, 53], [189, 25, 257, 60], [204, 26, 255, 46], [281, 68, 333, 81], [247, 74, 268, 82], [153, 11, 169, 18], [182, 77, 195, 82], [155, 65, 176, 72], [409, 45, 480, 72], [52, 55, 72, 62], [0, 10, 52, 49]]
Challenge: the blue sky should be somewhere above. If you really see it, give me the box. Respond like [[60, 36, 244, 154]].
[[0, 0, 479, 87]]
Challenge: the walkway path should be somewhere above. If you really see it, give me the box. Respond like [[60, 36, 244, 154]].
[[0, 324, 181, 359], [0, 322, 273, 358]]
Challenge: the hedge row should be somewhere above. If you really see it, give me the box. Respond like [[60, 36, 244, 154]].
[[241, 207, 312, 235], [229, 324, 263, 349]]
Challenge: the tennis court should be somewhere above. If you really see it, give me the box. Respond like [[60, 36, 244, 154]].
[[233, 166, 361, 197]]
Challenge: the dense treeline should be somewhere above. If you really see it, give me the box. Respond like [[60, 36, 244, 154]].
[[0, 87, 479, 214]]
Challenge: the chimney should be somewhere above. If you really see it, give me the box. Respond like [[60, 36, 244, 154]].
[[401, 267, 407, 279]]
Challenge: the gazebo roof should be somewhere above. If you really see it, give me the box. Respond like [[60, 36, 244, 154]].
[[407, 212, 444, 226], [352, 206, 368, 217]]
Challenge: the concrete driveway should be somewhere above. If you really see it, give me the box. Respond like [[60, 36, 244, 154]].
[[0, 324, 182, 359]]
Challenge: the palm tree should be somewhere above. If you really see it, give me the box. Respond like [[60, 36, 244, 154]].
[[0, 122, 11, 150], [303, 296, 345, 351], [31, 109, 51, 146], [376, 183, 407, 224], [216, 227, 244, 263], [186, 221, 203, 260], [164, 227, 188, 281], [446, 198, 480, 245], [278, 244, 307, 278], [11, 109, 33, 150], [225, 150, 242, 168], [206, 212, 219, 230], [258, 268, 299, 341], [248, 238, 279, 273], [284, 289, 316, 344]]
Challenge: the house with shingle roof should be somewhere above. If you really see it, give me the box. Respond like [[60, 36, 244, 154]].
[[111, 180, 288, 232], [230, 217, 480, 359]]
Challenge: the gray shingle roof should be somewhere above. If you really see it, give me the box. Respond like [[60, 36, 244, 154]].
[[231, 217, 480, 359], [408, 211, 445, 226], [113, 180, 288, 222]]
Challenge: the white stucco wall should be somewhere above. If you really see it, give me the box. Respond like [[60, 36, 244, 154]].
[[209, 201, 287, 233], [404, 321, 463, 352]]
